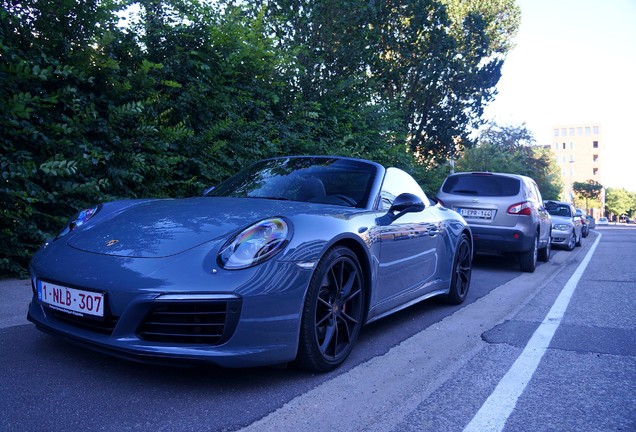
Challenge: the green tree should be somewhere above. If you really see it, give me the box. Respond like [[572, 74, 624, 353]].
[[256, 0, 520, 161], [455, 122, 562, 199], [605, 188, 632, 221], [572, 180, 603, 212]]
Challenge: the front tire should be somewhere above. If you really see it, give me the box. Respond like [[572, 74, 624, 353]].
[[296, 246, 365, 372], [444, 233, 472, 305], [565, 231, 576, 251]]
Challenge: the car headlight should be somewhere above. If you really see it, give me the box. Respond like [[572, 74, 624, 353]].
[[552, 224, 571, 231], [218, 218, 291, 270], [56, 205, 100, 239]]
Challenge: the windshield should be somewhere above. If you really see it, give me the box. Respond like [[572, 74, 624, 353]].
[[206, 157, 378, 208], [546, 203, 572, 217]]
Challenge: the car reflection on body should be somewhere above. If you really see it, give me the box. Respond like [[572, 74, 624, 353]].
[[545, 200, 583, 251], [28, 156, 473, 371]]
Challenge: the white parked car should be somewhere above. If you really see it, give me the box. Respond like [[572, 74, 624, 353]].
[[544, 201, 583, 251], [597, 217, 609, 225]]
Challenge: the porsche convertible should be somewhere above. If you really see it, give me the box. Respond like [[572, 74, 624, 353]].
[[28, 156, 472, 371]]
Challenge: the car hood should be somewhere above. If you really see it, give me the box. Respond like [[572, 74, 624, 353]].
[[550, 215, 574, 225], [67, 197, 354, 258]]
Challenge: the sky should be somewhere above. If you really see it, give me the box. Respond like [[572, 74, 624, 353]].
[[482, 0, 636, 191]]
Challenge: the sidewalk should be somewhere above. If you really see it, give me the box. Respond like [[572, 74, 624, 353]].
[[0, 278, 32, 329]]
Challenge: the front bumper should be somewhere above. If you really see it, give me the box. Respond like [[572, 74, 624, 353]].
[[27, 285, 303, 368], [27, 241, 313, 368], [550, 228, 572, 245]]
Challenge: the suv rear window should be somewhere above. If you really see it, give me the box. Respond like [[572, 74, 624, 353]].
[[442, 174, 520, 197]]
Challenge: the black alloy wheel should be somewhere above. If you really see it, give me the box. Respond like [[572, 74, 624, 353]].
[[297, 246, 365, 372], [444, 233, 472, 304]]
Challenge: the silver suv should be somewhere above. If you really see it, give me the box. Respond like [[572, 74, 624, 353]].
[[437, 172, 552, 272]]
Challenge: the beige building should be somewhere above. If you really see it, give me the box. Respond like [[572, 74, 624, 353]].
[[550, 123, 603, 204]]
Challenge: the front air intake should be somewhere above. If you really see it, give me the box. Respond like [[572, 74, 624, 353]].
[[137, 300, 241, 345]]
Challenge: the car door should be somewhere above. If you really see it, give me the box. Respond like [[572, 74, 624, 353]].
[[372, 168, 442, 313], [528, 180, 552, 247]]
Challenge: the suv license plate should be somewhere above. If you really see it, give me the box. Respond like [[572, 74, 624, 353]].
[[459, 208, 493, 219], [37, 280, 105, 318]]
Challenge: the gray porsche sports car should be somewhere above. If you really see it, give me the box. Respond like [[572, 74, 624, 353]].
[[28, 156, 472, 371]]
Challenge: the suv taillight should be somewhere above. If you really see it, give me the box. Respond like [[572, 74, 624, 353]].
[[508, 201, 533, 216]]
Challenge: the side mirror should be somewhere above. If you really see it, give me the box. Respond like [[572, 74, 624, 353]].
[[390, 193, 425, 214], [376, 193, 426, 226]]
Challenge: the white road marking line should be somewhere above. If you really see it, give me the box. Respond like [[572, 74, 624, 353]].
[[464, 233, 602, 432]]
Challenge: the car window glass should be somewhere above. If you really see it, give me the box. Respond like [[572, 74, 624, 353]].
[[524, 180, 537, 201], [442, 174, 520, 197], [207, 157, 377, 208], [379, 167, 427, 210]]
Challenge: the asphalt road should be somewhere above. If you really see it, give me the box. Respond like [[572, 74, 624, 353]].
[[1, 226, 634, 431]]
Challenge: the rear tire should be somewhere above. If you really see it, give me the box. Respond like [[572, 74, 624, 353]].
[[520, 234, 538, 272], [443, 233, 472, 305], [575, 231, 582, 247], [538, 233, 551, 262]]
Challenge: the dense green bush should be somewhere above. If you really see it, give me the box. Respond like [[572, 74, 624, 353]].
[[1, 0, 524, 277]]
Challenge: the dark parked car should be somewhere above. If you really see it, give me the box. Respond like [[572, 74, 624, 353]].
[[575, 208, 589, 238], [28, 156, 473, 371], [436, 172, 552, 272]]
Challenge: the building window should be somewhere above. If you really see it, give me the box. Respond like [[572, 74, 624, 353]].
[[569, 128, 575, 136], [593, 141, 599, 148], [555, 143, 559, 151], [554, 129, 559, 137], [593, 168, 598, 175], [570, 168, 575, 176], [561, 128, 567, 136], [562, 142, 566, 150], [585, 127, 591, 135], [570, 142, 574, 149], [562, 155, 566, 163], [593, 154, 598, 162], [577, 127, 583, 136], [562, 168, 566, 176], [593, 126, 599, 134], [569, 155, 574, 162]]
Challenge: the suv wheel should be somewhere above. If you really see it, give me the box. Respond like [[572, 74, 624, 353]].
[[520, 234, 538, 272]]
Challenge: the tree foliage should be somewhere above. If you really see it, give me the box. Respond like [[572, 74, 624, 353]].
[[573, 180, 603, 212], [605, 188, 636, 219], [1, 0, 521, 276], [455, 122, 563, 200]]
